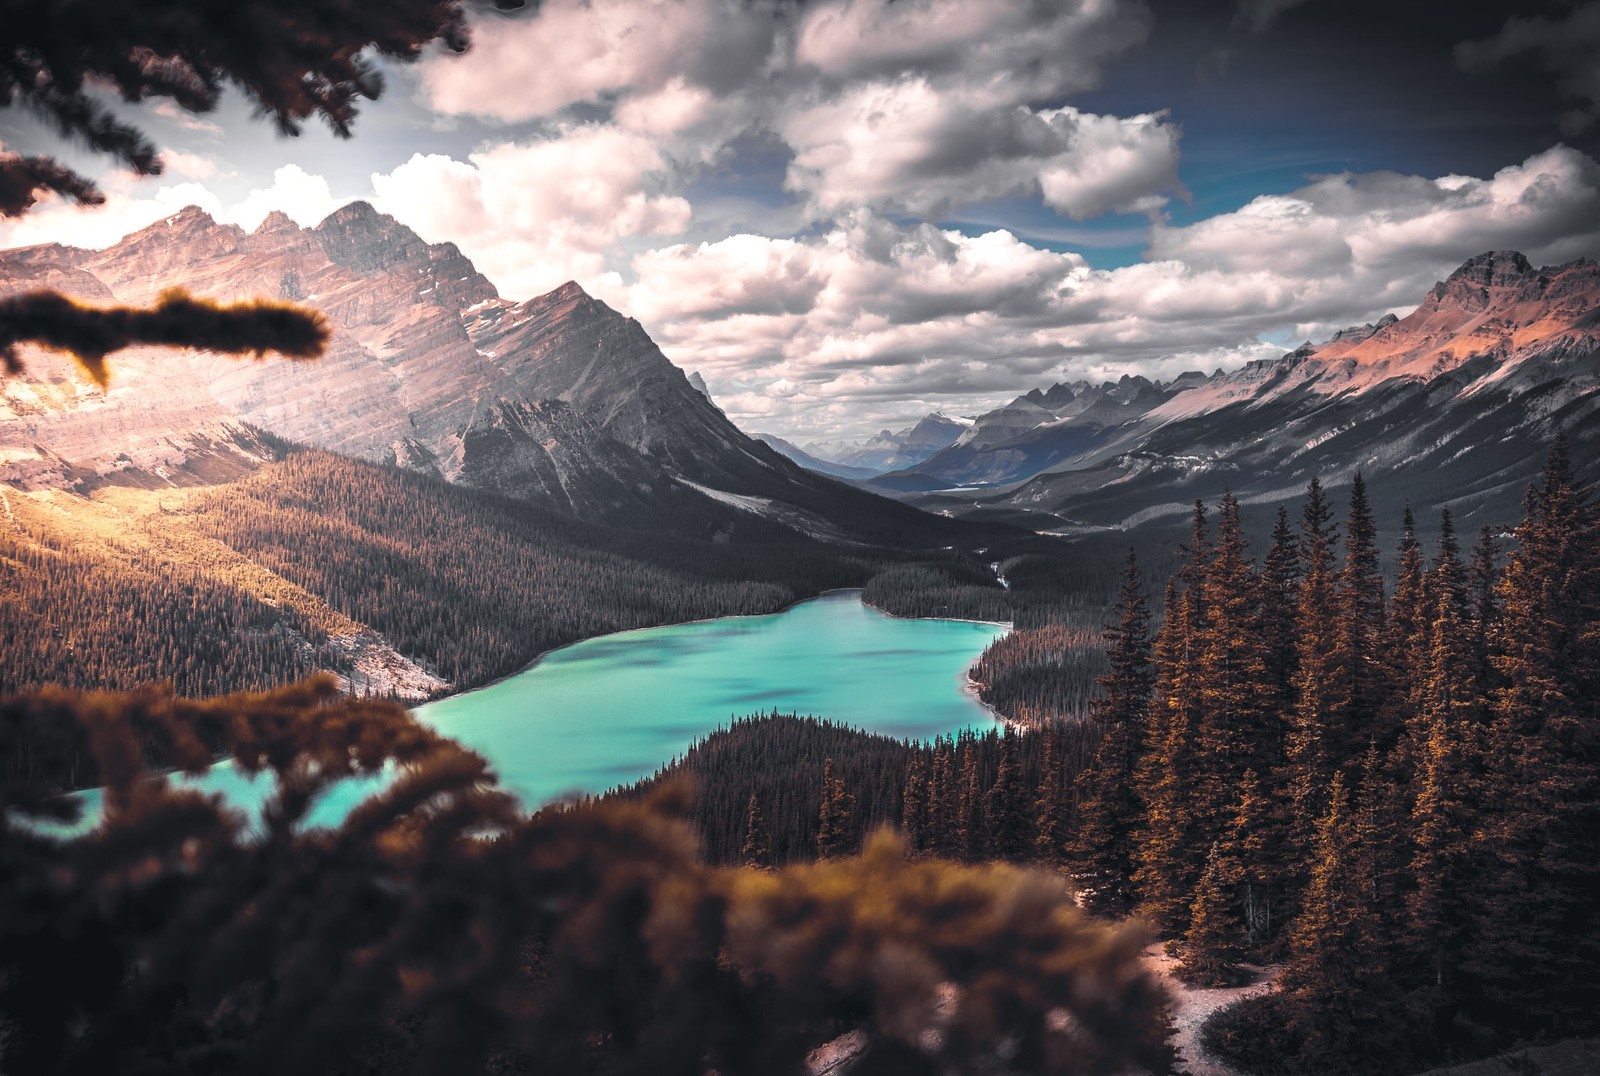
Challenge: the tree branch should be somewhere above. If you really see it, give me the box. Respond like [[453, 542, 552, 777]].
[[0, 288, 329, 386]]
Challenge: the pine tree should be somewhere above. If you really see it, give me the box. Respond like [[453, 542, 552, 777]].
[[1464, 437, 1600, 1035], [1033, 729, 1067, 861], [1428, 507, 1467, 618], [1467, 523, 1501, 706], [985, 729, 1033, 861], [1283, 773, 1411, 1069], [1383, 504, 1429, 730], [1070, 550, 1153, 914], [816, 758, 856, 860], [1179, 843, 1246, 986], [901, 754, 930, 853], [1260, 504, 1302, 713], [1283, 477, 1342, 869], [742, 792, 772, 869], [928, 737, 957, 858], [1131, 581, 1203, 934], [1194, 491, 1277, 821], [1332, 471, 1386, 761], [954, 743, 985, 861], [1225, 768, 1277, 949], [1405, 590, 1478, 1031]]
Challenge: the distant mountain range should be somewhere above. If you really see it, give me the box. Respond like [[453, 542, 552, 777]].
[[787, 412, 975, 475], [794, 250, 1597, 533], [0, 203, 969, 548]]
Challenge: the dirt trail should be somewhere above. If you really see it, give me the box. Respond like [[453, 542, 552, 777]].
[[1143, 946, 1281, 1076]]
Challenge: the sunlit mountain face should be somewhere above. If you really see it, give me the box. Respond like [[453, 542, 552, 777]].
[[2, 0, 1597, 446]]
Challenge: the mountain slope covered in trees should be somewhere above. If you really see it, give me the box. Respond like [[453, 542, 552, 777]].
[[2, 445, 1006, 707]]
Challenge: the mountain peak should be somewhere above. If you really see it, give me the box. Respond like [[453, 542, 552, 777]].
[[165, 204, 216, 228], [318, 200, 383, 228], [1433, 250, 1535, 300], [254, 210, 298, 235]]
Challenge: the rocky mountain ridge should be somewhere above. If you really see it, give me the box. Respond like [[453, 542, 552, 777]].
[[0, 202, 957, 544], [906, 250, 1600, 530]]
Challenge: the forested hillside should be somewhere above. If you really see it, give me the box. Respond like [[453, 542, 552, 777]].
[[3, 447, 978, 703]]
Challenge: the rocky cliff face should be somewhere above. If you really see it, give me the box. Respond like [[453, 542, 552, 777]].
[[0, 203, 825, 523]]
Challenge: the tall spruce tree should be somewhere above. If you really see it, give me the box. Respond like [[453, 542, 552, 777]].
[[1131, 582, 1203, 934], [816, 758, 856, 860], [1283, 773, 1412, 1070], [928, 737, 958, 859], [1195, 491, 1276, 818], [1179, 842, 1246, 987], [1464, 437, 1600, 1036], [901, 754, 930, 853], [1260, 504, 1302, 714], [1332, 471, 1386, 762], [1070, 550, 1153, 915], [1284, 477, 1342, 868], [1404, 587, 1479, 1033], [1383, 504, 1429, 733], [742, 792, 773, 869], [985, 729, 1033, 861], [1033, 729, 1068, 862], [954, 742, 985, 862]]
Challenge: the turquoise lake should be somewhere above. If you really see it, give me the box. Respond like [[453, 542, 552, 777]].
[[67, 592, 1008, 829]]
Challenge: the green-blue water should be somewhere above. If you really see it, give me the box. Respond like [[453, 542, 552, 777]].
[[65, 592, 1008, 829]]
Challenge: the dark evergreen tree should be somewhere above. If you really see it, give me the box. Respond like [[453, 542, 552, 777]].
[[1033, 729, 1068, 861], [742, 792, 772, 869], [1283, 477, 1342, 869], [1131, 582, 1202, 934], [954, 744, 985, 861], [984, 729, 1033, 861], [1467, 523, 1502, 705], [901, 754, 929, 853], [1464, 438, 1600, 1036], [927, 737, 958, 859], [1194, 491, 1276, 820], [1069, 550, 1153, 914], [816, 758, 856, 860], [1282, 774, 1412, 1071], [1332, 471, 1386, 761], [1260, 504, 1302, 713], [1179, 843, 1246, 987], [1383, 504, 1429, 730]]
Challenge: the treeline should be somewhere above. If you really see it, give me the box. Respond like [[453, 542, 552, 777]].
[[0, 678, 1176, 1075], [858, 560, 1010, 621], [1070, 444, 1600, 1073], [970, 624, 1106, 724], [620, 715, 1102, 867]]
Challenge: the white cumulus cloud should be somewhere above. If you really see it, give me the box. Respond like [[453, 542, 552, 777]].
[[370, 126, 693, 299]]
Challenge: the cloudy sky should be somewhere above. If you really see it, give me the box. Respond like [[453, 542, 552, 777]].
[[4, 0, 1600, 442]]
